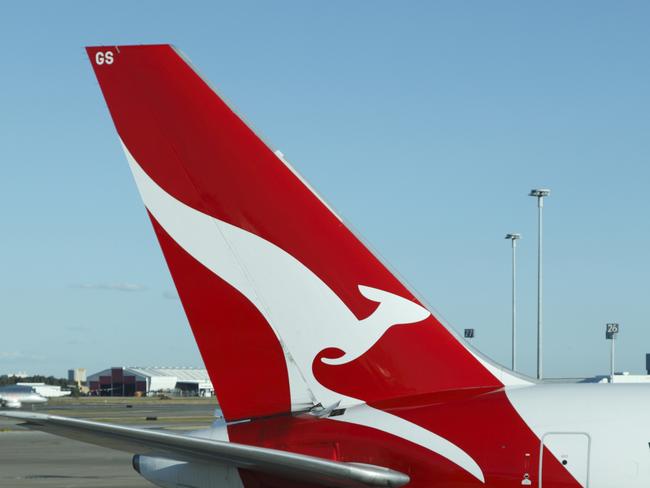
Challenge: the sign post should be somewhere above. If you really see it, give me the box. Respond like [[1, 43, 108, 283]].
[[605, 323, 619, 383]]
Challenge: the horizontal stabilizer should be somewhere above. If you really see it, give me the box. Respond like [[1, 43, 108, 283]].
[[4, 412, 409, 488]]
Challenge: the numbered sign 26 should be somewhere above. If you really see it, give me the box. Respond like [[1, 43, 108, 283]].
[[606, 323, 619, 340]]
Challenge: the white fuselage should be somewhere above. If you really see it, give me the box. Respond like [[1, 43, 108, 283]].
[[0, 391, 48, 408], [508, 383, 650, 487]]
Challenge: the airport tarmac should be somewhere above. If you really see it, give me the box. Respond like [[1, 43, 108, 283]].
[[0, 397, 219, 487]]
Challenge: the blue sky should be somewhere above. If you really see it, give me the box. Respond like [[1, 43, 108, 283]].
[[0, 2, 649, 379]]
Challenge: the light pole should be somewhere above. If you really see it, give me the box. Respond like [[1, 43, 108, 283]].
[[529, 188, 550, 380], [505, 233, 521, 371]]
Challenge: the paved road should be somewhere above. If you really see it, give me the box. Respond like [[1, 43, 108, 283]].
[[0, 398, 219, 487], [0, 431, 151, 487]]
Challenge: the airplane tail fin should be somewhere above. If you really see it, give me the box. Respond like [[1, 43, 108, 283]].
[[86, 45, 526, 421]]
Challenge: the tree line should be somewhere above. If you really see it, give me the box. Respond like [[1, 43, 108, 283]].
[[0, 375, 69, 387]]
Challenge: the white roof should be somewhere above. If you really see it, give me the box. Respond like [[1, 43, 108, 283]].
[[87, 367, 213, 391], [126, 367, 211, 384]]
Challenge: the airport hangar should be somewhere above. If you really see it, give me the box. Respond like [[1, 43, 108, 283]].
[[87, 367, 214, 397]]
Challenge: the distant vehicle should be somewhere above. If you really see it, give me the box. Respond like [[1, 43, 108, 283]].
[[0, 385, 48, 408]]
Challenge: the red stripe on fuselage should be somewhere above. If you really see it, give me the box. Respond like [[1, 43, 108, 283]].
[[228, 389, 582, 488], [370, 389, 583, 487]]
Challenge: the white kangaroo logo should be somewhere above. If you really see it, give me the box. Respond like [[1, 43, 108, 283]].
[[122, 142, 484, 482], [123, 141, 431, 407], [321, 285, 431, 366]]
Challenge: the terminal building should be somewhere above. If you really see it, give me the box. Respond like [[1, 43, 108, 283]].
[[87, 367, 214, 397]]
